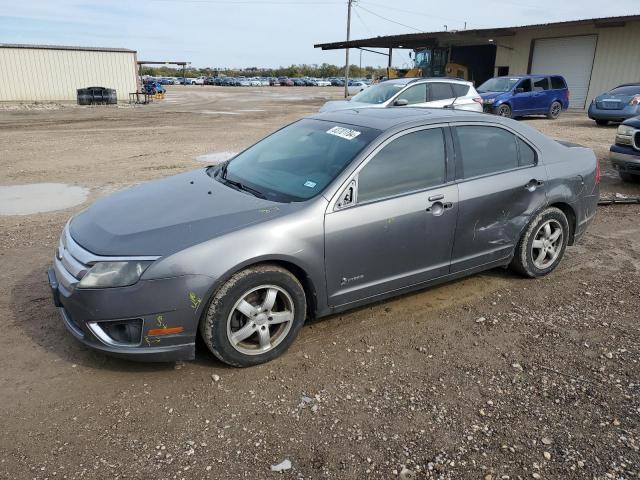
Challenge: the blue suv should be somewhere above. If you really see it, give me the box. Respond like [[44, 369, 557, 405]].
[[478, 74, 570, 119]]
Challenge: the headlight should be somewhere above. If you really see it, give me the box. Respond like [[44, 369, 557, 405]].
[[78, 261, 153, 288], [617, 125, 635, 136], [484, 98, 495, 105]]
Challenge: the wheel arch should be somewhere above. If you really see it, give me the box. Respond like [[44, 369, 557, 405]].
[[547, 201, 577, 245], [203, 256, 320, 321]]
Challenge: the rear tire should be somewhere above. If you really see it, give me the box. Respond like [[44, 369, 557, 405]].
[[200, 264, 306, 367], [595, 119, 609, 126], [547, 101, 562, 119], [497, 104, 512, 118], [510, 207, 569, 278]]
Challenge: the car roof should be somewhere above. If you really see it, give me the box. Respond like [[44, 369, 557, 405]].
[[309, 107, 486, 131], [379, 77, 471, 86]]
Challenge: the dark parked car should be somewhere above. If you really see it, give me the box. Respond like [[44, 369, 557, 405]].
[[588, 84, 640, 126], [478, 74, 570, 119], [331, 78, 345, 87], [610, 116, 640, 181], [279, 77, 294, 86], [49, 108, 598, 367], [292, 78, 306, 86]]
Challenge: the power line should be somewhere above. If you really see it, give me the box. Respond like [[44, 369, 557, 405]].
[[362, 1, 486, 28], [356, 4, 424, 32], [148, 0, 343, 4]]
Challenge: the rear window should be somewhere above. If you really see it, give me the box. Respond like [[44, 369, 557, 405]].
[[533, 77, 549, 91], [455, 126, 535, 178], [550, 76, 566, 89], [608, 85, 640, 95], [452, 84, 471, 97], [428, 83, 454, 101]]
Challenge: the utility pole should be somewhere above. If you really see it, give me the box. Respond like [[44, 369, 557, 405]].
[[344, 0, 353, 98]]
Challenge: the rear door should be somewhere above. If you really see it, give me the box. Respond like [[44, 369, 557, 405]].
[[511, 79, 535, 114], [424, 82, 456, 108], [324, 126, 458, 307], [531, 77, 552, 113], [450, 123, 548, 272]]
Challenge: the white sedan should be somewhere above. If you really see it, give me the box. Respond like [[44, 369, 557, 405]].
[[348, 81, 368, 96]]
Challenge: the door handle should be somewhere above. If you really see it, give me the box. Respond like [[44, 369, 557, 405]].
[[524, 179, 544, 192], [428, 194, 444, 201], [426, 201, 454, 216]]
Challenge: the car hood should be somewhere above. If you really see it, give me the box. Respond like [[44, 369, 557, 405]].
[[622, 115, 640, 128], [70, 169, 295, 257], [479, 91, 508, 101], [319, 100, 377, 113]]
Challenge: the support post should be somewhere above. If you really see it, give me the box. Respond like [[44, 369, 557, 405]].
[[344, 0, 353, 98]]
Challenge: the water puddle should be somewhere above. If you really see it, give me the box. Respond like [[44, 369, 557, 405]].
[[0, 183, 89, 216], [195, 151, 237, 164]]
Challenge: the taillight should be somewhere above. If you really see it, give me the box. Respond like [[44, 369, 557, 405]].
[[472, 96, 483, 104], [595, 160, 601, 185]]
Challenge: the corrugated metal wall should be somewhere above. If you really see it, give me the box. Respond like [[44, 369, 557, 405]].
[[0, 47, 137, 102], [493, 20, 640, 108]]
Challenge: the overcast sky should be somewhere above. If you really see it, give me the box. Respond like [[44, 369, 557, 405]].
[[1, 0, 638, 69]]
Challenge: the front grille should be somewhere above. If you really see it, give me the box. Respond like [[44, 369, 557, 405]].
[[54, 227, 90, 290]]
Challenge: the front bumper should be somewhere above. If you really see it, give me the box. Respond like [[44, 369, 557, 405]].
[[48, 265, 212, 362], [609, 144, 640, 176]]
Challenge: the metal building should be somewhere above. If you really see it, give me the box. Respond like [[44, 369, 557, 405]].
[[0, 44, 138, 102], [315, 14, 640, 109]]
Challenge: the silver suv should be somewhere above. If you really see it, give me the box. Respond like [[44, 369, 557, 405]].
[[320, 77, 483, 113]]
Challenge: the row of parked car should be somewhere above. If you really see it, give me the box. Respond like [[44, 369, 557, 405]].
[[142, 75, 366, 87]]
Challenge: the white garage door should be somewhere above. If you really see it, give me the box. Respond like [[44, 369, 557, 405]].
[[530, 35, 597, 109]]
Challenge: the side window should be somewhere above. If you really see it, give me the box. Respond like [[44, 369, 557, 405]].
[[550, 76, 566, 89], [455, 126, 519, 178], [428, 83, 454, 101], [396, 84, 426, 104], [533, 77, 549, 91], [517, 137, 536, 166], [358, 129, 446, 203], [452, 84, 470, 97], [517, 79, 532, 92]]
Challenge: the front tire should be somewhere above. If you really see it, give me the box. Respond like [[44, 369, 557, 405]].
[[547, 101, 562, 119], [200, 264, 306, 367], [510, 207, 569, 278], [497, 104, 512, 118]]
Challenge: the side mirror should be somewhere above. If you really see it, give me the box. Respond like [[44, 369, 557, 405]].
[[394, 98, 409, 106], [514, 87, 524, 94]]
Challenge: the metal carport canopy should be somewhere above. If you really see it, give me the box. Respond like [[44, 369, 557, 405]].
[[313, 14, 640, 51]]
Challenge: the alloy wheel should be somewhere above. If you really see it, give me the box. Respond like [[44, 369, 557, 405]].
[[226, 285, 294, 355], [531, 219, 563, 269], [550, 102, 561, 118]]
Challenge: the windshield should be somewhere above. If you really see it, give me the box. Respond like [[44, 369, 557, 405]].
[[212, 119, 380, 202], [351, 82, 406, 104], [608, 85, 640, 95], [477, 77, 521, 93]]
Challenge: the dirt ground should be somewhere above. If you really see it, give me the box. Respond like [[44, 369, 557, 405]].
[[0, 86, 639, 480]]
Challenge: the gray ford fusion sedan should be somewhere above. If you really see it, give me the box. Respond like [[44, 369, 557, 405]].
[[48, 108, 599, 367]]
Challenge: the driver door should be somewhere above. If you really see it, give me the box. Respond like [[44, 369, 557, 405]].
[[324, 126, 458, 307]]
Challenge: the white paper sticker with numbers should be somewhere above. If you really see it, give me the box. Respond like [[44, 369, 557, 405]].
[[326, 126, 361, 141]]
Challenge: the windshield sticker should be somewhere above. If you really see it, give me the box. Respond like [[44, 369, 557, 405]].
[[327, 126, 361, 141], [304, 180, 317, 188]]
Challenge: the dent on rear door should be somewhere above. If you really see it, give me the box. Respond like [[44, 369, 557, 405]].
[[451, 166, 548, 272]]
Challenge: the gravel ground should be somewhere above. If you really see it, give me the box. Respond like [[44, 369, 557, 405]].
[[0, 86, 639, 479]]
